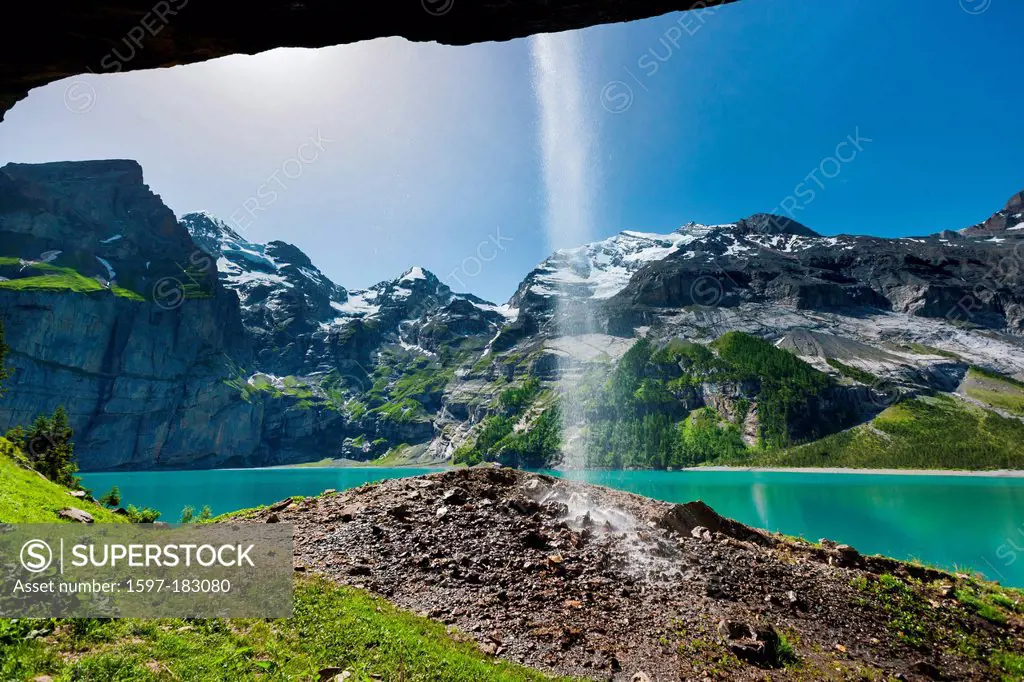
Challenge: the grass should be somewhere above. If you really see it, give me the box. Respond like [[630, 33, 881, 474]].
[[0, 259, 145, 300], [852, 573, 930, 647], [0, 441, 562, 681], [371, 443, 421, 466], [0, 438, 128, 523], [899, 343, 963, 360], [0, 576, 566, 682], [749, 395, 1024, 470], [964, 368, 1024, 416], [0, 272, 105, 294], [956, 587, 1008, 626], [991, 650, 1024, 680]]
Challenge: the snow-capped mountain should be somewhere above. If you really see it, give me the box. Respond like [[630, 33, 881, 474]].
[[182, 211, 510, 375], [509, 215, 829, 316], [4, 160, 1024, 471]]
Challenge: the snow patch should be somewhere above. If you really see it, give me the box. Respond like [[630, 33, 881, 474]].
[[402, 266, 428, 281], [95, 256, 115, 281]]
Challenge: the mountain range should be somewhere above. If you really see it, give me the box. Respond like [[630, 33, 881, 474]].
[[1, 159, 1023, 470]]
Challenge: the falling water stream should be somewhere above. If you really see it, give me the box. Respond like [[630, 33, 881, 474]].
[[530, 32, 599, 472]]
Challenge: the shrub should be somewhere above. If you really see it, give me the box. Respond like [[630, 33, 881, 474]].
[[99, 486, 121, 508]]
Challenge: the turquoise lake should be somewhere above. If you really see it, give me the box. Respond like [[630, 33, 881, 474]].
[[80, 467, 1024, 587]]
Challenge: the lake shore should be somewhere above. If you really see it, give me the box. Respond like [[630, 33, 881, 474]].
[[689, 465, 1024, 477]]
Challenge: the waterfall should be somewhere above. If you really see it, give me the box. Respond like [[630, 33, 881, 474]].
[[530, 32, 598, 471]]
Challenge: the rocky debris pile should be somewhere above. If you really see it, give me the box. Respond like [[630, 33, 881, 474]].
[[244, 468, 1021, 680]]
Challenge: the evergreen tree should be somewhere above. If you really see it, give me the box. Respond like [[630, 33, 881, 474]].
[[17, 406, 78, 486], [99, 486, 122, 507]]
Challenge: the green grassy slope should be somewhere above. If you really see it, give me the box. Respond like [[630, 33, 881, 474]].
[[0, 258, 144, 299], [963, 367, 1024, 417], [1, 576, 565, 682], [748, 395, 1024, 470], [0, 440, 564, 681], [0, 438, 127, 523]]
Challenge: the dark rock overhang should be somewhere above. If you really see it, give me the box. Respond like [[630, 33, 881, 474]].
[[0, 0, 739, 121]]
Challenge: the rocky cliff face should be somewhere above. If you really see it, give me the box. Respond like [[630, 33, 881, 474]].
[[2, 160, 1023, 470], [0, 162, 353, 470]]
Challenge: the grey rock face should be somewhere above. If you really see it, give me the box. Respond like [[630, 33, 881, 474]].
[[2, 160, 1023, 470]]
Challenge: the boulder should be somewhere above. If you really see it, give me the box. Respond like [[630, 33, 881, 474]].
[[660, 501, 774, 547], [58, 507, 93, 523]]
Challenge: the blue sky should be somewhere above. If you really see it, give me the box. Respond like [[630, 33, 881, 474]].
[[0, 0, 1021, 302]]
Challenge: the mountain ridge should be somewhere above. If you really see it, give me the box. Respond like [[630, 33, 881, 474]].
[[1, 158, 1023, 470]]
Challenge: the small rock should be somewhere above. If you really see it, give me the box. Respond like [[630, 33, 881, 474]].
[[717, 619, 755, 640], [58, 508, 93, 523], [265, 513, 280, 524], [387, 503, 412, 520], [269, 498, 293, 512], [68, 490, 87, 499], [436, 506, 449, 518], [317, 667, 349, 682], [911, 660, 942, 679], [631, 673, 652, 682], [442, 487, 468, 505], [787, 590, 808, 611], [833, 544, 862, 568], [690, 526, 711, 541]]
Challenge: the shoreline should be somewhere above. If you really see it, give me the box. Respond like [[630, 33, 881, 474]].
[[80, 464, 1024, 478], [686, 465, 1024, 478]]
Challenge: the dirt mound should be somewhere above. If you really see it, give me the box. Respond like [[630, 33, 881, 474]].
[[244, 468, 1021, 680]]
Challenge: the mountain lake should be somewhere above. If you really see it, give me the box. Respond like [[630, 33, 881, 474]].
[[80, 467, 1024, 587]]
